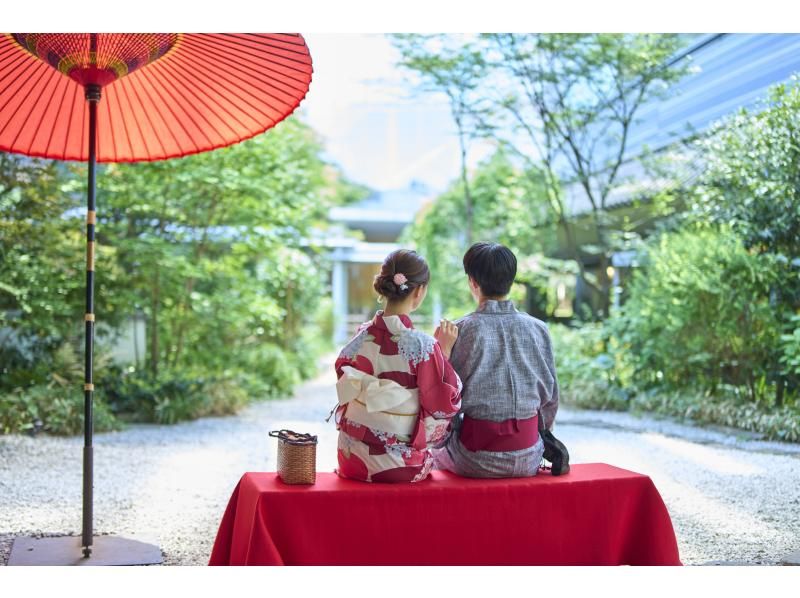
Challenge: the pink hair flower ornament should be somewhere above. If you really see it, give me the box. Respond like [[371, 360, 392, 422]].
[[393, 273, 409, 290]]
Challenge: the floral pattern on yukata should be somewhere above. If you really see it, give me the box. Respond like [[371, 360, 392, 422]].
[[339, 326, 373, 360], [396, 328, 437, 367]]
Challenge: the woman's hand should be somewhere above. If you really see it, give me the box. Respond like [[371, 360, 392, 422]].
[[434, 319, 459, 359]]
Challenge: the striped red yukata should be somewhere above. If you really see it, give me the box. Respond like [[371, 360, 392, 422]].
[[333, 310, 462, 483]]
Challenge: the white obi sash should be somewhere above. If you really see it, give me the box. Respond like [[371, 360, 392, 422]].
[[336, 366, 420, 438]]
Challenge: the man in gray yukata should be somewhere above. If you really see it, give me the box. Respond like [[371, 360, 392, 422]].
[[433, 242, 567, 478]]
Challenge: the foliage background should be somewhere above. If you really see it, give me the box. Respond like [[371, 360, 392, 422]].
[[1, 117, 348, 434], [4, 35, 800, 443], [397, 36, 800, 442], [548, 79, 800, 441]]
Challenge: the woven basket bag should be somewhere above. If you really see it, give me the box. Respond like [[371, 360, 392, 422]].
[[269, 429, 317, 485]]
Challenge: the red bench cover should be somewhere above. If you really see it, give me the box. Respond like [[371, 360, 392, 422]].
[[208, 463, 681, 566]]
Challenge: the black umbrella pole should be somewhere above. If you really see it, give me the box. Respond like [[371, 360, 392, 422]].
[[82, 85, 101, 558]]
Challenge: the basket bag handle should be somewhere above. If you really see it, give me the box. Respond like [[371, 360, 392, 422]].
[[268, 429, 318, 446]]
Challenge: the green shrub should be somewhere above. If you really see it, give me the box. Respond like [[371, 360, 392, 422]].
[[550, 323, 632, 410], [101, 368, 250, 425], [203, 378, 250, 416], [631, 389, 800, 443], [549, 322, 800, 442], [610, 226, 783, 403], [313, 296, 335, 348], [2, 117, 341, 437], [0, 384, 119, 436], [239, 343, 302, 399], [549, 315, 800, 442], [696, 78, 800, 262], [691, 77, 800, 403], [780, 315, 800, 377], [0, 342, 121, 436], [1, 335, 327, 434], [151, 383, 207, 425]]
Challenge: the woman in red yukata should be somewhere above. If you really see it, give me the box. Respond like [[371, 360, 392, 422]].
[[331, 249, 462, 483]]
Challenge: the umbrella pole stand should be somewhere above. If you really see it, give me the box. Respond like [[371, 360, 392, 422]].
[[8, 84, 162, 567]]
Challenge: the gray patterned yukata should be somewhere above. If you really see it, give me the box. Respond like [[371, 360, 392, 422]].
[[434, 300, 560, 478]]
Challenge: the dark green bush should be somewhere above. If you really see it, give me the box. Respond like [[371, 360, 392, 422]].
[[0, 341, 120, 435], [101, 368, 250, 425], [550, 320, 800, 442], [0, 384, 119, 436], [550, 297, 800, 442], [1, 332, 325, 435], [630, 389, 800, 443]]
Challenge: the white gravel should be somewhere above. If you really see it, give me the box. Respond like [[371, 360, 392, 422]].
[[2, 357, 799, 566]]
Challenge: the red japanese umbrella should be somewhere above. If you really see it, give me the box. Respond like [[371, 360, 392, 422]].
[[1, 33, 312, 564]]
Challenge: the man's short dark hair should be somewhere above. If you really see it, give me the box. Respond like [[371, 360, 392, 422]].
[[463, 242, 517, 298]]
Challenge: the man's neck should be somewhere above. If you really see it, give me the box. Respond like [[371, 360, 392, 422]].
[[478, 295, 508, 306]]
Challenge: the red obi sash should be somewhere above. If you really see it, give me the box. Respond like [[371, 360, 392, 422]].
[[459, 414, 539, 453]]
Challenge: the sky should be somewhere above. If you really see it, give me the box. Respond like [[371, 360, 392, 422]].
[[298, 34, 492, 194]]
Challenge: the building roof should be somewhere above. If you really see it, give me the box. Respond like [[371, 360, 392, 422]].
[[568, 33, 800, 215], [329, 181, 432, 242]]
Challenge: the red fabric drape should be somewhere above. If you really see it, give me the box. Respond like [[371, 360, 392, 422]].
[[208, 463, 681, 566]]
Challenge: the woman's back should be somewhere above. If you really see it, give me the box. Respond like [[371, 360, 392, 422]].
[[333, 311, 461, 482]]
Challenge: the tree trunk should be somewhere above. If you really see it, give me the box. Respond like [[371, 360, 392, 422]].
[[171, 275, 196, 369], [149, 264, 160, 378], [284, 282, 294, 349], [171, 201, 219, 367], [457, 124, 473, 246], [589, 205, 612, 319], [776, 376, 785, 408], [597, 254, 612, 320]]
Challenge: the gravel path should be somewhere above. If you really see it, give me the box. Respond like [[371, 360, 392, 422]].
[[2, 357, 799, 566]]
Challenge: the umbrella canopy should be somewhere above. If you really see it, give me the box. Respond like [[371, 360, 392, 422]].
[[1, 32, 313, 563], [0, 33, 313, 161]]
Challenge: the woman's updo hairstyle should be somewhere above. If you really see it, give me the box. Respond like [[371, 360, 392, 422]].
[[373, 249, 430, 303]]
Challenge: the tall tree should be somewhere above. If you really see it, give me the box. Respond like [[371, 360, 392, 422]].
[[3, 116, 344, 391], [693, 78, 800, 405], [92, 117, 331, 376], [479, 33, 691, 316], [1, 155, 130, 361]]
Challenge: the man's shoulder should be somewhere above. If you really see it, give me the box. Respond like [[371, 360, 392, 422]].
[[516, 311, 549, 331], [454, 312, 480, 331], [515, 312, 554, 344]]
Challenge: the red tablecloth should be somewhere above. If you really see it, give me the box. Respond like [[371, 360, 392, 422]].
[[208, 463, 681, 566]]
